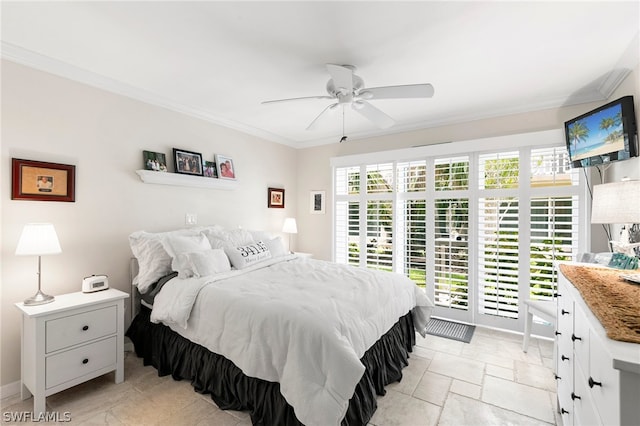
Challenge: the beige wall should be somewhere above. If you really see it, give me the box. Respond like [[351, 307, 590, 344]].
[[0, 60, 298, 388], [295, 66, 640, 260]]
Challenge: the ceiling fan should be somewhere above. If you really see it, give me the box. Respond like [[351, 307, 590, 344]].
[[261, 64, 434, 131]]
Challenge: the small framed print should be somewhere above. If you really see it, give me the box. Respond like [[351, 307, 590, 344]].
[[215, 154, 236, 179], [268, 187, 285, 208], [173, 148, 203, 176], [143, 150, 168, 172], [310, 190, 326, 214], [203, 161, 218, 178], [11, 158, 76, 202]]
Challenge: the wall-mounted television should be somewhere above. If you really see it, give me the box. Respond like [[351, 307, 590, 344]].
[[564, 95, 638, 168]]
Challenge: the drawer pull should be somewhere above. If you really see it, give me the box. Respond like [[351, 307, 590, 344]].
[[561, 309, 570, 315], [82, 358, 89, 365], [561, 355, 570, 361], [571, 392, 581, 400], [571, 334, 582, 342], [588, 377, 602, 388], [82, 325, 89, 331], [554, 331, 561, 336], [561, 408, 570, 415], [554, 374, 561, 380]]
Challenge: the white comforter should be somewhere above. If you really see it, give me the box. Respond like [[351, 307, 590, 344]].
[[151, 256, 433, 426]]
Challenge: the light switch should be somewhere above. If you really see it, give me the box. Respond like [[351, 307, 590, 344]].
[[185, 213, 197, 225]]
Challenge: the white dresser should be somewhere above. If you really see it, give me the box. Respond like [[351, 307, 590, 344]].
[[556, 265, 640, 426], [15, 289, 129, 414]]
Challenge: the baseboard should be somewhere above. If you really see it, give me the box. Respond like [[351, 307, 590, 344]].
[[0, 380, 21, 400]]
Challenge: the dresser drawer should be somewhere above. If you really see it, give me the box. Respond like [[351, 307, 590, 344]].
[[46, 336, 116, 389], [46, 305, 117, 353], [589, 333, 620, 426]]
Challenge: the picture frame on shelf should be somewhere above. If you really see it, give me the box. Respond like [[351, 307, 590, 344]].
[[268, 187, 285, 208], [203, 161, 218, 178], [11, 158, 76, 202], [173, 148, 203, 176], [310, 190, 325, 214], [143, 150, 168, 172], [215, 154, 236, 179]]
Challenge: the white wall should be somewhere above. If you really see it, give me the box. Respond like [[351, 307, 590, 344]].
[[295, 66, 640, 261], [0, 60, 298, 388]]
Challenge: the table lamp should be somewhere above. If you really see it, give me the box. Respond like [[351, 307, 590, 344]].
[[591, 180, 640, 257], [282, 218, 298, 253], [15, 223, 62, 305]]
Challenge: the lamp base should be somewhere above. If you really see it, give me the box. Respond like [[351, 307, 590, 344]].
[[24, 290, 55, 306]]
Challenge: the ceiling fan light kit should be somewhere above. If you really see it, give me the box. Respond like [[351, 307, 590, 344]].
[[262, 64, 434, 138]]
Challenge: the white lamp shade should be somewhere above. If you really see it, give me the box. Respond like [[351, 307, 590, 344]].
[[591, 180, 640, 224], [15, 223, 62, 255], [282, 218, 298, 234]]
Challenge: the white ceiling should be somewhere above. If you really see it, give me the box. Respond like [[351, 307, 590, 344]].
[[2, 1, 638, 148]]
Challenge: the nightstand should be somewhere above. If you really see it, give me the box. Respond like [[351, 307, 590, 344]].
[[15, 288, 129, 414]]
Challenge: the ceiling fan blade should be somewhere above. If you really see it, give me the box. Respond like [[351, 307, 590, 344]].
[[261, 95, 333, 105], [352, 101, 395, 129], [306, 103, 339, 131], [326, 64, 353, 94], [360, 84, 434, 100]]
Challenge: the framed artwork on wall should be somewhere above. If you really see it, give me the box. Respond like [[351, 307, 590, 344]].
[[215, 154, 236, 179], [203, 161, 218, 178], [11, 158, 76, 202], [173, 148, 203, 176], [268, 187, 285, 208], [310, 190, 326, 214], [143, 150, 167, 172]]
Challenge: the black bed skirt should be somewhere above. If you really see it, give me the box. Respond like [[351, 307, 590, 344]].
[[126, 307, 415, 426]]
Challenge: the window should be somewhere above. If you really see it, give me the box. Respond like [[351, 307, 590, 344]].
[[333, 130, 583, 332]]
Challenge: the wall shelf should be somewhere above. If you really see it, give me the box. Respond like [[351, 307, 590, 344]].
[[135, 170, 239, 190]]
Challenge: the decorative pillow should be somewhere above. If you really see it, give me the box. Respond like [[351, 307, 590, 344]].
[[129, 229, 200, 294], [264, 236, 286, 258], [224, 241, 272, 269], [189, 249, 232, 277]]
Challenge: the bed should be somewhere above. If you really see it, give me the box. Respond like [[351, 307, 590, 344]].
[[125, 226, 434, 426]]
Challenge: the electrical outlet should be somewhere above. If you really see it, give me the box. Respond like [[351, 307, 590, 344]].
[[185, 213, 197, 226]]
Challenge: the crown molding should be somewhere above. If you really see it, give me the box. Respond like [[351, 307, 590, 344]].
[[3, 40, 634, 149]]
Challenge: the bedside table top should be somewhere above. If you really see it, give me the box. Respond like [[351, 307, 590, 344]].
[[15, 288, 129, 317]]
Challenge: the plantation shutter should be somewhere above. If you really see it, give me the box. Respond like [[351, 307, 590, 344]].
[[335, 166, 361, 265], [433, 156, 470, 308], [477, 152, 520, 319], [397, 161, 427, 285], [529, 147, 580, 301]]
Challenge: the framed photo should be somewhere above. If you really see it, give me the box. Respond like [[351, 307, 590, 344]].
[[143, 150, 167, 172], [215, 154, 236, 180], [173, 148, 203, 176], [310, 190, 326, 214], [11, 158, 76, 202], [203, 161, 218, 178], [268, 187, 285, 208]]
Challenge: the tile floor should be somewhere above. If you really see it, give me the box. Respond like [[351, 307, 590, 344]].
[[2, 327, 560, 425]]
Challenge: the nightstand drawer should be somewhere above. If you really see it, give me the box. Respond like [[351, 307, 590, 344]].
[[46, 336, 117, 389], [46, 305, 117, 353]]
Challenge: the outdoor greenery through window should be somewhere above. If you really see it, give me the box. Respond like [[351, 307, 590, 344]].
[[334, 140, 582, 329]]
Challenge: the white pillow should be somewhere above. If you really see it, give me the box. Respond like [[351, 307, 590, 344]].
[[162, 233, 211, 258], [129, 229, 200, 293], [189, 249, 232, 277], [264, 236, 286, 258], [225, 241, 272, 269]]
